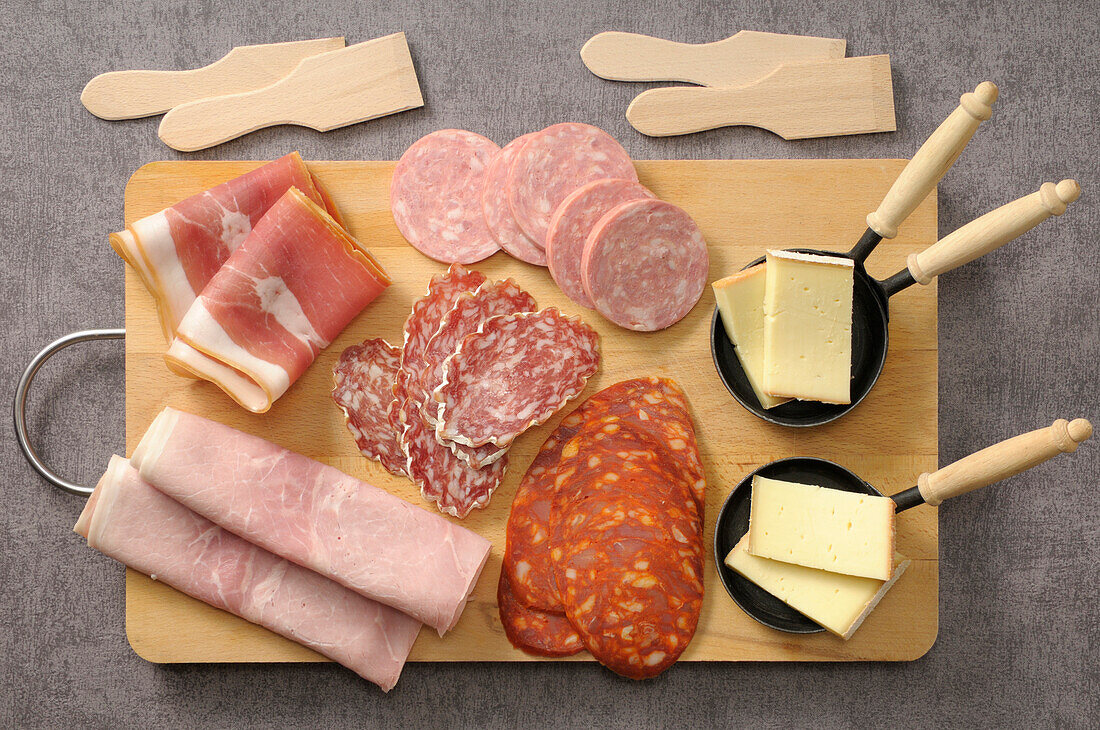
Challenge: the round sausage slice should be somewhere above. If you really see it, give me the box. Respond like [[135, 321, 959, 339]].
[[507, 123, 637, 248], [390, 129, 501, 264], [582, 199, 708, 332], [545, 179, 655, 308], [481, 134, 546, 266]]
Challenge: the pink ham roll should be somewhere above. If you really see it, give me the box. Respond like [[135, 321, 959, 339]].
[[166, 187, 390, 413], [76, 456, 421, 691], [111, 152, 343, 341], [130, 408, 493, 635]]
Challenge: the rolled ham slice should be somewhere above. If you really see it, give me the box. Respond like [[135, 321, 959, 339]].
[[165, 187, 389, 413], [130, 407, 492, 635], [111, 152, 343, 341], [76, 456, 421, 691]]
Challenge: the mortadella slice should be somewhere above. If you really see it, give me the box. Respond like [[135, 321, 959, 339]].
[[111, 152, 343, 341], [129, 407, 492, 635], [582, 198, 708, 332], [165, 187, 389, 413], [76, 456, 421, 691], [545, 178, 655, 308], [507, 123, 637, 247], [390, 129, 502, 264]]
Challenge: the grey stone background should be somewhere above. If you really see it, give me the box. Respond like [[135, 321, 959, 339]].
[[1, 0, 1097, 727]]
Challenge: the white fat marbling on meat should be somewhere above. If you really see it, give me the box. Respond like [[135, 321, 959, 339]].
[[170, 300, 290, 412], [252, 274, 327, 350], [130, 212, 197, 328]]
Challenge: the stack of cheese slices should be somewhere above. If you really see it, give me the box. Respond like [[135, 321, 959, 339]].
[[713, 250, 855, 408], [725, 475, 906, 639]]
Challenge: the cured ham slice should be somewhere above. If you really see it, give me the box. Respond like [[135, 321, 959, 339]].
[[76, 456, 420, 691], [130, 407, 491, 635], [111, 152, 343, 341], [165, 187, 389, 413]]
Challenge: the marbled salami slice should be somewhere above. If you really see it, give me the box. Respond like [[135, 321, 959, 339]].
[[433, 308, 600, 448], [507, 123, 637, 247], [400, 396, 507, 518], [391, 130, 502, 264], [332, 339, 407, 477], [397, 264, 486, 401], [497, 572, 583, 658], [416, 280, 538, 426], [545, 179, 655, 308], [582, 199, 709, 332], [481, 134, 547, 266]]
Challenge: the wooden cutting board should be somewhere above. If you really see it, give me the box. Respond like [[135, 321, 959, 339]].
[[122, 159, 939, 664]]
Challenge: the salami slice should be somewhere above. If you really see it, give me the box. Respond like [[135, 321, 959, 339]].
[[507, 123, 637, 247], [502, 377, 700, 612], [416, 280, 538, 426], [331, 339, 407, 477], [497, 571, 583, 658], [391, 130, 502, 264], [582, 199, 709, 332], [400, 396, 507, 518], [433, 308, 600, 448], [397, 264, 486, 401], [545, 179, 655, 308], [554, 535, 703, 679], [549, 418, 702, 549], [481, 134, 547, 266]]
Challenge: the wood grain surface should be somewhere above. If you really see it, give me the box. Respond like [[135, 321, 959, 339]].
[[122, 158, 938, 663]]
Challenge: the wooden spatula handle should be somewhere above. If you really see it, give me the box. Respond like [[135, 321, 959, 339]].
[[917, 419, 1092, 507], [581, 30, 845, 87], [866, 81, 998, 239], [80, 38, 344, 120], [158, 87, 287, 152], [908, 179, 1080, 284]]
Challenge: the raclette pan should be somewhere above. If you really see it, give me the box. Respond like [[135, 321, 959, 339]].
[[713, 418, 1093, 634]]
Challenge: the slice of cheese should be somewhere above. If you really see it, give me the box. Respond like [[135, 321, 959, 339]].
[[747, 475, 895, 580], [724, 534, 910, 640], [712, 265, 790, 409], [762, 249, 854, 404]]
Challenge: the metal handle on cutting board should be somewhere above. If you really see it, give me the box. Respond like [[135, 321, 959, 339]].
[[13, 329, 125, 496]]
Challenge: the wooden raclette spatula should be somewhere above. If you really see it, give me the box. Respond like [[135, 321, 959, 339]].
[[157, 33, 424, 152], [81, 38, 346, 120], [626, 55, 895, 138], [581, 30, 846, 87]]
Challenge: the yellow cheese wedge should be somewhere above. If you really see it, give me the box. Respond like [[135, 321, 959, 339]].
[[724, 534, 910, 640], [762, 249, 854, 404], [712, 265, 790, 409], [747, 475, 895, 580]]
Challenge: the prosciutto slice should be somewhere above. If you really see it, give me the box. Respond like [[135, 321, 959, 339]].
[[111, 152, 343, 341], [130, 407, 492, 635], [165, 187, 389, 413], [76, 456, 420, 691]]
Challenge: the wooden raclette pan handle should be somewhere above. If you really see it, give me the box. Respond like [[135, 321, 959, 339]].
[[866, 81, 999, 240], [916, 419, 1093, 507], [907, 179, 1081, 284]]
